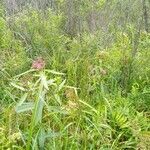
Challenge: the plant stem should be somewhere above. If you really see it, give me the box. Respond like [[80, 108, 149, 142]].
[[26, 74, 44, 150]]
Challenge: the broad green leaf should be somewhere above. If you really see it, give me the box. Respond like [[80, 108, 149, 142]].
[[34, 92, 45, 125], [32, 129, 40, 150], [38, 128, 46, 149], [15, 102, 34, 113]]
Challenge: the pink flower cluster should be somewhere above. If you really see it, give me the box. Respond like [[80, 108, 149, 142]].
[[32, 57, 45, 70]]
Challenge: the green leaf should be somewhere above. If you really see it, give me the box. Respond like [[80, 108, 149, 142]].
[[15, 102, 34, 113], [14, 69, 35, 78], [34, 92, 45, 125], [10, 82, 26, 91], [46, 70, 65, 75], [79, 99, 98, 114], [54, 94, 61, 105], [45, 130, 62, 138], [16, 93, 28, 107], [38, 128, 46, 149], [41, 74, 49, 90], [47, 106, 68, 114], [58, 79, 66, 91], [47, 79, 55, 86]]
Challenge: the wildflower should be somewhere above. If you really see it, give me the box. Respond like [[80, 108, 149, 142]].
[[32, 57, 45, 70]]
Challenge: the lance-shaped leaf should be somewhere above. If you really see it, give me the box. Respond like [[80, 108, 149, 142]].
[[16, 93, 28, 107], [10, 82, 26, 91], [34, 91, 46, 125], [41, 74, 49, 90], [38, 128, 46, 149], [58, 79, 66, 91], [15, 102, 34, 113], [45, 69, 65, 75]]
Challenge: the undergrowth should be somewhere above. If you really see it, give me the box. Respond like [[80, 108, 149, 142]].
[[0, 8, 150, 150]]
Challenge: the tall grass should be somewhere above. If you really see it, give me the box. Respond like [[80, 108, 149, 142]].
[[0, 8, 150, 150]]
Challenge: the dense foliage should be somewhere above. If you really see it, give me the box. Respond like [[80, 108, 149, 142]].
[[0, 1, 150, 149]]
